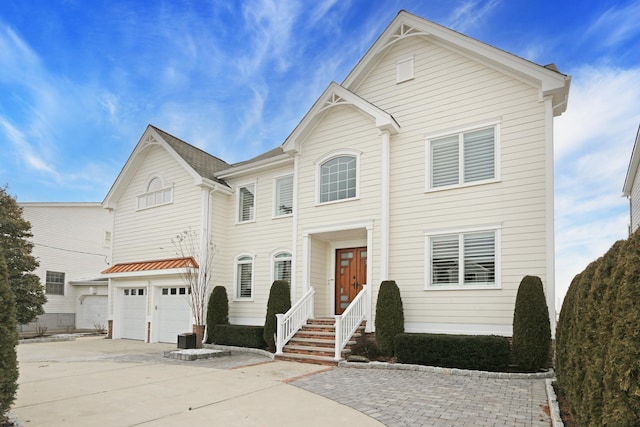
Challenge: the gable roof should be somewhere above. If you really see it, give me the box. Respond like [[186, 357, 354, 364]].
[[282, 82, 400, 154], [103, 125, 232, 209], [623, 125, 640, 197], [343, 10, 570, 116]]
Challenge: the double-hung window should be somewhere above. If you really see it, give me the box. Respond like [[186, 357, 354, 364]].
[[237, 183, 256, 223], [318, 153, 359, 204], [235, 255, 254, 299], [274, 176, 293, 216], [45, 271, 65, 295], [426, 227, 500, 289], [428, 124, 498, 190], [273, 252, 292, 284]]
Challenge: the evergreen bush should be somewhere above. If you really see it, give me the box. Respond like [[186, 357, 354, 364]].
[[395, 333, 510, 372], [263, 280, 291, 352], [211, 325, 266, 349], [0, 250, 19, 420], [374, 280, 404, 356], [205, 286, 229, 344], [512, 275, 551, 372], [555, 229, 640, 425]]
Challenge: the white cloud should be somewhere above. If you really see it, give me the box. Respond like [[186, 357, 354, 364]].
[[447, 0, 502, 33], [0, 117, 58, 177], [585, 1, 640, 49]]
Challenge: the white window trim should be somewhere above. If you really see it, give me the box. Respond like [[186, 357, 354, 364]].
[[233, 254, 255, 301], [136, 176, 174, 210], [315, 149, 361, 206], [236, 181, 257, 224], [424, 224, 501, 290], [272, 174, 294, 218], [271, 249, 292, 283], [425, 120, 501, 192]]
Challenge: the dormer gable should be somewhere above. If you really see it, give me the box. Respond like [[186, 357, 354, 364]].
[[282, 82, 399, 155], [103, 125, 231, 209]]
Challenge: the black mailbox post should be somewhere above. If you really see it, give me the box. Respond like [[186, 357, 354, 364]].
[[177, 333, 196, 349]]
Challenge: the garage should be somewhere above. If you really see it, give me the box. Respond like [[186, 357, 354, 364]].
[[79, 295, 108, 330], [157, 287, 191, 343], [120, 288, 146, 340]]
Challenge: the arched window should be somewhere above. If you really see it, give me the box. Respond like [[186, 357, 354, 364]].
[[319, 154, 358, 203], [137, 176, 173, 210], [273, 252, 292, 284]]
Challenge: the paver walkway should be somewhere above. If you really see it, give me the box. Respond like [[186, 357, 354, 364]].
[[292, 367, 551, 427]]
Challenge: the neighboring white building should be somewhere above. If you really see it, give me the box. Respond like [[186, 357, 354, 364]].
[[20, 202, 112, 331], [102, 11, 570, 348], [623, 126, 640, 235]]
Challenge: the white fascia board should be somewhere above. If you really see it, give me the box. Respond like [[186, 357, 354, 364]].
[[216, 154, 293, 179], [623, 126, 640, 196], [343, 11, 570, 115], [19, 202, 103, 207]]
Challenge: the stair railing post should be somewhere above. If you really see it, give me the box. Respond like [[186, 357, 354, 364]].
[[276, 313, 284, 355], [334, 315, 342, 360]]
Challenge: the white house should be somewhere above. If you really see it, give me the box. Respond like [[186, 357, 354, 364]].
[[20, 202, 112, 332], [623, 125, 640, 235], [101, 11, 570, 356]]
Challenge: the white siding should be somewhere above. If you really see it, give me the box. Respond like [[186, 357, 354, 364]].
[[220, 164, 294, 325], [353, 37, 548, 333], [631, 165, 640, 233], [111, 145, 201, 264], [21, 204, 112, 318]]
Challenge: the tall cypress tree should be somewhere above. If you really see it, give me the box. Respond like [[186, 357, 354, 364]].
[[0, 250, 19, 420]]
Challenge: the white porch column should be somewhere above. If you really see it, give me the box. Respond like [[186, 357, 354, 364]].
[[544, 96, 556, 336], [290, 154, 300, 303], [366, 223, 374, 332], [380, 129, 390, 281], [302, 232, 310, 293]]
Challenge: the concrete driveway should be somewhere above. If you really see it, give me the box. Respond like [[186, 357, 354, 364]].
[[13, 337, 382, 426]]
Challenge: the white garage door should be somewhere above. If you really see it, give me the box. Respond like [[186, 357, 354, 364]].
[[121, 288, 146, 340], [80, 295, 107, 330], [158, 287, 191, 343]]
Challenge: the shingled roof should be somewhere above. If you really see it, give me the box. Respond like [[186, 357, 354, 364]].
[[150, 125, 231, 186]]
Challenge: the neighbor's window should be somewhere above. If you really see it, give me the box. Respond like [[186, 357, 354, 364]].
[[235, 255, 254, 299], [274, 175, 293, 216], [428, 125, 497, 190], [137, 176, 173, 209], [319, 155, 357, 203], [426, 228, 499, 289], [273, 252, 292, 284], [237, 184, 256, 222], [45, 271, 65, 295]]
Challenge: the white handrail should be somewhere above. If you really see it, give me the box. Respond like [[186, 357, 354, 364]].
[[334, 285, 368, 360], [275, 287, 315, 355]]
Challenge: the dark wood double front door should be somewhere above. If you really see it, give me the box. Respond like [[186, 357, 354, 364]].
[[335, 247, 367, 315]]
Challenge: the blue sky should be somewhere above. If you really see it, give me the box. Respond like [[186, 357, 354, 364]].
[[1, 0, 639, 309]]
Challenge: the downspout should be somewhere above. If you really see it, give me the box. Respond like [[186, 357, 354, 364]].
[[544, 96, 557, 336]]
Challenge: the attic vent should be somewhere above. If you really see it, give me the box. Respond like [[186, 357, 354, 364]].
[[396, 56, 414, 83]]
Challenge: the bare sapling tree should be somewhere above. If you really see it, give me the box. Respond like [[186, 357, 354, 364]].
[[172, 228, 215, 346]]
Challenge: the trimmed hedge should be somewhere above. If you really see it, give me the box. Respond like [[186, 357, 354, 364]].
[[374, 280, 404, 356], [395, 333, 510, 372], [0, 250, 18, 419], [210, 324, 266, 349], [512, 275, 551, 372], [263, 280, 291, 352], [205, 286, 229, 344], [556, 228, 640, 426]]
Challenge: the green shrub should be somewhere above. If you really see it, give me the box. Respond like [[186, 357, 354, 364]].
[[263, 280, 291, 352], [0, 250, 18, 419], [211, 324, 266, 349], [395, 333, 510, 372], [374, 280, 404, 356], [512, 275, 551, 372], [556, 229, 640, 426], [206, 286, 229, 344]]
